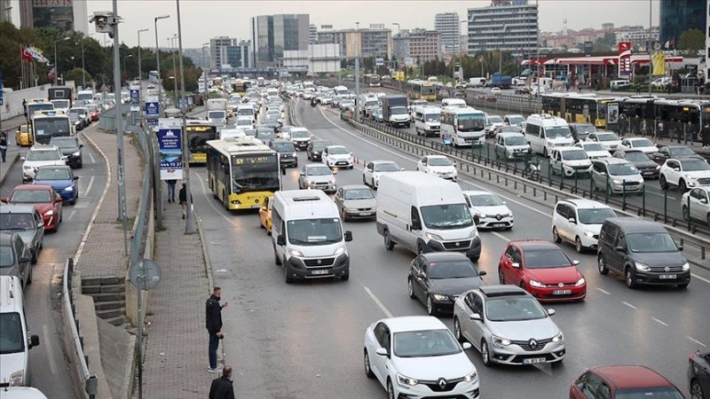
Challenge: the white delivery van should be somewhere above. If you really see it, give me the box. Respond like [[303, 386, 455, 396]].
[[236, 104, 256, 123], [0, 387, 49, 399], [271, 190, 353, 283], [414, 107, 442, 137], [0, 276, 40, 387], [524, 113, 575, 157], [468, 77, 487, 87], [441, 98, 467, 109], [376, 171, 481, 261]]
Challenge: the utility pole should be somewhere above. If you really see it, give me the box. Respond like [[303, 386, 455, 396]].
[[169, 36, 179, 107], [648, 0, 653, 97], [354, 22, 361, 122], [137, 28, 149, 100]]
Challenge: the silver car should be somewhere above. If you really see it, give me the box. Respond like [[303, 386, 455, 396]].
[[333, 185, 376, 221], [0, 232, 33, 288], [0, 205, 44, 264], [453, 285, 565, 367], [297, 164, 337, 193], [591, 158, 644, 195]]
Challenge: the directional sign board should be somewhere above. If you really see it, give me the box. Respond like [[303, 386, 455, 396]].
[[157, 118, 183, 180], [145, 95, 159, 119], [129, 85, 140, 105]]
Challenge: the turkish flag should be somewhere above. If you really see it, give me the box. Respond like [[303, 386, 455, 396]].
[[21, 46, 34, 62]]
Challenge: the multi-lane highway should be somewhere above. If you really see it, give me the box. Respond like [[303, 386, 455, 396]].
[[0, 130, 105, 399], [193, 97, 710, 398]]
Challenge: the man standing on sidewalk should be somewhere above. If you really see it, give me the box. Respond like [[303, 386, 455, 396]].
[[206, 287, 228, 374], [166, 179, 177, 203], [701, 122, 710, 149], [685, 121, 695, 146], [209, 366, 236, 399], [0, 133, 8, 162]]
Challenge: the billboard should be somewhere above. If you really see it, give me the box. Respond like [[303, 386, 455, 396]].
[[157, 118, 183, 180], [618, 42, 632, 78], [32, 0, 74, 32]]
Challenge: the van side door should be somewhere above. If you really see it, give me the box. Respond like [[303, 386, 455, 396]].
[[608, 230, 627, 272], [408, 206, 423, 251], [525, 123, 542, 154]]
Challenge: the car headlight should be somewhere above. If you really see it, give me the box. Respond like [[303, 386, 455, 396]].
[[65, 186, 74, 191], [333, 246, 345, 256], [432, 294, 449, 301], [292, 152, 297, 157], [552, 332, 564, 344], [635, 262, 651, 272], [306, 179, 314, 186], [425, 232, 443, 241], [45, 210, 54, 216], [397, 373, 419, 387], [289, 249, 303, 257], [655, 165, 661, 170], [463, 371, 478, 383], [612, 179, 622, 185], [72, 151, 81, 157], [681, 262, 690, 271], [492, 334, 511, 348], [584, 231, 595, 237], [575, 277, 586, 286], [529, 280, 545, 288]]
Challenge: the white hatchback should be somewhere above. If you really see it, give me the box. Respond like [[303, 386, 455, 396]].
[[552, 199, 616, 252], [618, 137, 659, 155], [322, 145, 354, 169], [463, 190, 514, 230], [417, 155, 458, 182], [21, 145, 67, 182]]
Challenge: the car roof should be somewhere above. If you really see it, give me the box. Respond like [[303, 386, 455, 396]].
[[305, 164, 330, 170], [371, 159, 396, 164], [625, 137, 651, 142], [591, 365, 675, 389], [420, 252, 473, 263], [425, 155, 448, 159], [29, 144, 59, 151], [559, 199, 611, 209], [12, 184, 54, 192], [36, 164, 72, 171], [462, 190, 496, 196], [340, 185, 370, 190], [0, 231, 18, 245], [604, 217, 667, 233], [326, 145, 347, 149], [478, 285, 528, 298], [0, 204, 37, 214], [497, 132, 524, 138], [383, 316, 448, 333], [512, 240, 561, 251], [595, 157, 629, 165]]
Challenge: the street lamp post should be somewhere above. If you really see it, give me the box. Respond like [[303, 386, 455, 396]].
[[355, 22, 361, 122], [153, 14, 169, 232], [202, 43, 209, 104], [154, 15, 170, 113], [453, 20, 467, 89], [123, 54, 133, 84], [392, 22, 400, 86], [137, 28, 149, 100], [53, 36, 70, 86], [169, 35, 179, 106]]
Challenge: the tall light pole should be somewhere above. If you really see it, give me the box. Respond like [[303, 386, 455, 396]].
[[137, 28, 149, 99], [154, 15, 170, 113], [648, 0, 653, 96], [175, 0, 195, 234], [354, 22, 361, 122], [53, 36, 70, 86], [536, 0, 541, 84], [169, 35, 179, 106], [392, 23, 400, 82], [123, 54, 133, 84], [453, 20, 467, 88], [202, 43, 209, 104]]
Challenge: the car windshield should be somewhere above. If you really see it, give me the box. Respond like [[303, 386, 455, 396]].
[[561, 150, 588, 161], [307, 166, 333, 176], [488, 116, 503, 124], [577, 207, 616, 224], [608, 163, 639, 176], [627, 233, 678, 253], [668, 147, 695, 157], [50, 138, 78, 149], [680, 159, 710, 171], [256, 132, 275, 141], [597, 133, 620, 142], [365, 100, 379, 107], [574, 124, 596, 134], [624, 152, 651, 162], [508, 116, 525, 125], [287, 218, 342, 245], [0, 312, 25, 354], [291, 130, 310, 138], [272, 142, 295, 152], [312, 141, 331, 150], [10, 190, 51, 203], [391, 107, 407, 115], [428, 260, 479, 279], [583, 143, 605, 151], [420, 204, 474, 229], [631, 139, 654, 148], [615, 388, 685, 399], [523, 248, 572, 268], [499, 126, 519, 133], [428, 157, 453, 166], [35, 168, 71, 180], [374, 162, 399, 172], [468, 194, 504, 207], [546, 126, 572, 139], [485, 297, 548, 322], [504, 136, 527, 146], [208, 111, 225, 119], [26, 149, 60, 161], [51, 99, 70, 108], [0, 213, 35, 231], [69, 108, 86, 116], [343, 188, 374, 200], [328, 146, 349, 155], [393, 329, 461, 358]]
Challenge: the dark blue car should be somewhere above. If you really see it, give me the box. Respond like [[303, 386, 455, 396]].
[[32, 165, 79, 205]]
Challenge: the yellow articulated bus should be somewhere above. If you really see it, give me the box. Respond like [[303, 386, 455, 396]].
[[541, 93, 619, 129], [405, 80, 437, 101], [206, 137, 282, 211], [185, 120, 218, 164]]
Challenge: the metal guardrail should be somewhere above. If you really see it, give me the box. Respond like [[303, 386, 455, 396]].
[[62, 258, 98, 397], [130, 124, 154, 268]]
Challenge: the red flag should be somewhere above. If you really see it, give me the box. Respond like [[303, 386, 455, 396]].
[[21, 46, 34, 62], [47, 67, 56, 80]]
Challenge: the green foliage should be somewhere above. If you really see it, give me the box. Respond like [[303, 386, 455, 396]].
[[63, 68, 91, 86], [593, 32, 617, 53], [677, 29, 704, 56]]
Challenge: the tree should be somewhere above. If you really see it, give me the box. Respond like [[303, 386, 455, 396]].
[[676, 29, 704, 56], [593, 32, 616, 53], [63, 67, 91, 86]]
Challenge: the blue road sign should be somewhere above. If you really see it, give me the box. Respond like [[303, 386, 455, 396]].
[[145, 101, 159, 118], [130, 88, 140, 104]]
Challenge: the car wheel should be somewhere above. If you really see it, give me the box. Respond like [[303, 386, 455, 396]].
[[274, 245, 282, 266], [284, 263, 294, 284], [552, 227, 562, 243], [678, 282, 689, 289], [387, 379, 395, 399], [707, 213, 710, 226], [417, 243, 426, 255], [690, 379, 704, 399], [625, 267, 637, 289], [597, 255, 609, 275], [426, 295, 436, 316], [31, 248, 38, 265], [481, 340, 492, 367], [543, 147, 548, 158], [383, 230, 395, 250], [498, 268, 505, 284], [371, 178, 376, 188], [575, 236, 584, 253], [679, 179, 687, 192], [340, 207, 347, 222], [660, 175, 668, 190], [606, 184, 613, 196], [362, 175, 367, 185], [364, 349, 375, 379], [454, 317, 466, 343], [407, 277, 416, 299], [682, 206, 690, 221], [27, 266, 33, 285]]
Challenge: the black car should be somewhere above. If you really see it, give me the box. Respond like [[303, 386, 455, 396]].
[[650, 145, 705, 165], [568, 123, 597, 142], [307, 140, 332, 161], [49, 136, 83, 169], [689, 350, 710, 399], [613, 149, 660, 179], [68, 112, 84, 132], [407, 252, 487, 316], [269, 139, 298, 168]]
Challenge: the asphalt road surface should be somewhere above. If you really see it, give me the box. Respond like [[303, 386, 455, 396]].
[[192, 98, 710, 398], [0, 129, 106, 398]]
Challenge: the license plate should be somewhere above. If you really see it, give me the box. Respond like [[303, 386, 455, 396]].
[[337, 162, 347, 165], [493, 223, 506, 227], [465, 139, 472, 143], [311, 269, 330, 275], [359, 212, 372, 216], [523, 358, 546, 365], [553, 290, 572, 295], [659, 274, 677, 280], [643, 172, 653, 175]]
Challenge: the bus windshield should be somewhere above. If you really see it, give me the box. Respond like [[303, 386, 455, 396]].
[[457, 114, 485, 132], [546, 126, 572, 139], [32, 117, 71, 143], [231, 154, 280, 193], [422, 86, 436, 95], [186, 125, 218, 158]]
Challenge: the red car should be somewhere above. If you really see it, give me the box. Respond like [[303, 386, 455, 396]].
[[498, 240, 586, 302], [87, 105, 101, 121], [1, 184, 63, 232], [570, 365, 684, 399]]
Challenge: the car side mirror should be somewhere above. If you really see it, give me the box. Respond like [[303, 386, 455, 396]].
[[572, 260, 580, 266], [0, 198, 8, 204], [37, 221, 44, 228], [473, 214, 480, 225], [673, 168, 680, 172], [400, 168, 405, 171], [511, 262, 520, 268], [462, 342, 473, 350], [478, 270, 487, 277], [29, 334, 40, 348], [600, 172, 607, 176], [470, 313, 482, 321], [417, 271, 427, 279], [411, 221, 421, 231], [20, 253, 31, 263], [20, 156, 26, 161], [701, 198, 708, 204], [282, 168, 286, 176], [344, 231, 353, 242], [332, 170, 338, 175], [55, 196, 63, 203], [61, 156, 68, 161], [676, 243, 683, 251], [568, 218, 576, 224], [615, 246, 626, 253], [375, 347, 388, 357], [73, 176, 79, 180], [276, 235, 286, 246], [547, 309, 556, 316]]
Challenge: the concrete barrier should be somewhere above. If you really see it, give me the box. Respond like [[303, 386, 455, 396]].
[[1, 84, 52, 121]]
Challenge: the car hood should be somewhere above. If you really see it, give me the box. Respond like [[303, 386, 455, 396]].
[[634, 146, 658, 154], [328, 153, 352, 160], [586, 150, 611, 159], [430, 277, 485, 296], [684, 170, 710, 179], [525, 266, 581, 285], [0, 351, 26, 383], [343, 199, 377, 209], [24, 160, 65, 168], [489, 318, 560, 341], [392, 352, 474, 381], [505, 145, 529, 151], [373, 171, 396, 179], [562, 159, 591, 167], [14, 230, 37, 245], [33, 179, 73, 190], [630, 251, 686, 267], [471, 205, 511, 217], [549, 138, 574, 146], [600, 140, 622, 147], [306, 175, 334, 183], [629, 160, 658, 169], [610, 173, 644, 183]]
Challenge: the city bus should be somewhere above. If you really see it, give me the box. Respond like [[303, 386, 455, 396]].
[[541, 93, 619, 128], [26, 100, 54, 121], [31, 110, 72, 144], [405, 80, 437, 101], [206, 137, 282, 211], [148, 70, 160, 84], [232, 79, 252, 96], [364, 74, 381, 87], [212, 77, 223, 90], [185, 120, 219, 164], [440, 107, 486, 147]]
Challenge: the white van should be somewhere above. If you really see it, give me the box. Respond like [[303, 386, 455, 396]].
[[334, 86, 349, 97], [441, 98, 467, 109], [271, 190, 353, 283], [235, 116, 254, 130], [376, 172, 481, 261], [219, 128, 246, 140], [414, 106, 441, 137], [266, 88, 279, 100], [236, 104, 256, 122], [0, 276, 40, 387], [468, 77, 487, 87], [524, 114, 575, 157], [0, 387, 49, 399]]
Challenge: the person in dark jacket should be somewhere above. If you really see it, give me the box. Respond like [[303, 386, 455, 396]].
[[0, 133, 7, 162], [178, 182, 193, 219], [702, 122, 710, 149], [209, 366, 235, 399], [206, 287, 228, 373]]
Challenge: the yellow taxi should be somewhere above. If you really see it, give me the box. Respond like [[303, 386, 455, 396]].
[[226, 108, 234, 119], [259, 195, 274, 235], [15, 124, 33, 147]]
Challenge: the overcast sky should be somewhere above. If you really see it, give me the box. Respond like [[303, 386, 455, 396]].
[[13, 0, 662, 48]]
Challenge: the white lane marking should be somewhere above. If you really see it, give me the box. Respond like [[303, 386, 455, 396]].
[[688, 336, 707, 348], [622, 301, 637, 310], [595, 287, 611, 295], [652, 317, 669, 327], [43, 324, 58, 375], [88, 152, 96, 164], [363, 286, 394, 318], [491, 231, 510, 243], [193, 172, 240, 228], [67, 210, 77, 221], [691, 273, 710, 285], [83, 176, 95, 197]]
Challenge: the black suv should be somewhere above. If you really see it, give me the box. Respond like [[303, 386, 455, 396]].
[[49, 136, 83, 168], [269, 139, 298, 168], [307, 140, 332, 161], [597, 217, 690, 289]]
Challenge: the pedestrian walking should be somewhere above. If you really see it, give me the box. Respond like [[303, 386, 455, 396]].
[[701, 122, 710, 149], [0, 133, 8, 163], [178, 182, 192, 219], [206, 286, 228, 374], [166, 179, 177, 203], [685, 121, 695, 146], [22, 99, 27, 121], [640, 119, 647, 137], [209, 366, 236, 399], [655, 118, 664, 140], [618, 114, 628, 137]]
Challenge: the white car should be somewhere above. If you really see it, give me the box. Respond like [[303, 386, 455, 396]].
[[681, 187, 710, 225], [235, 116, 254, 131], [363, 160, 401, 189], [417, 155, 458, 182], [322, 145, 354, 169], [490, 87, 501, 95], [574, 142, 610, 160], [618, 137, 659, 155], [463, 190, 514, 230], [21, 145, 67, 182], [485, 115, 505, 137], [552, 199, 616, 253], [364, 316, 480, 399], [659, 158, 710, 192], [549, 148, 592, 177], [586, 132, 622, 152]]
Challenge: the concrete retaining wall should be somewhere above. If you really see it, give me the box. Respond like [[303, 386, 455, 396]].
[[1, 84, 52, 121]]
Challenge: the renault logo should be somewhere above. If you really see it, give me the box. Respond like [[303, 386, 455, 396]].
[[529, 339, 538, 349], [496, 214, 503, 220], [438, 378, 447, 389], [317, 259, 322, 265]]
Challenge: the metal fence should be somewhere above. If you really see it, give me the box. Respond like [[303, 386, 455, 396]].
[[130, 124, 154, 268]]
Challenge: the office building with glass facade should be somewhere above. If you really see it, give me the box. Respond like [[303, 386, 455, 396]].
[[659, 0, 706, 48], [251, 14, 310, 67]]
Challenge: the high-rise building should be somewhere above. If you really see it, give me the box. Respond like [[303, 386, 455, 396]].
[[210, 37, 252, 69], [467, 0, 538, 54], [435, 12, 461, 54], [309, 24, 318, 44], [20, 0, 88, 34], [394, 29, 441, 64], [315, 26, 391, 59], [251, 14, 310, 67], [659, 0, 706, 48], [706, 1, 710, 84]]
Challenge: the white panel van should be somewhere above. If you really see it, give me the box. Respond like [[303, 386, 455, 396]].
[[414, 107, 442, 137], [524, 114, 575, 157], [0, 276, 40, 387], [441, 98, 467, 109]]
